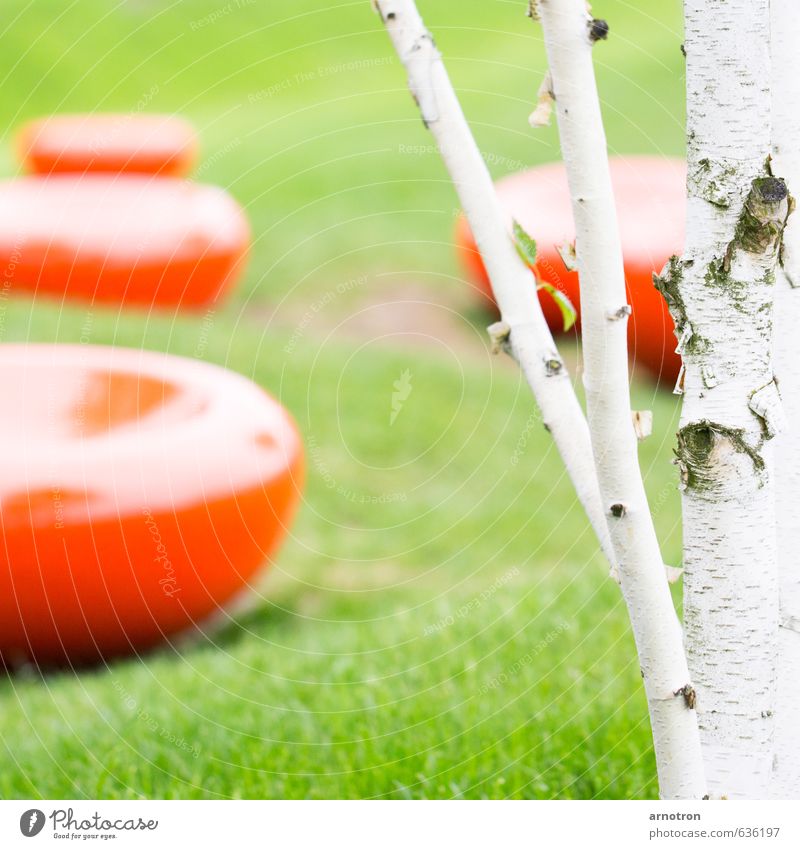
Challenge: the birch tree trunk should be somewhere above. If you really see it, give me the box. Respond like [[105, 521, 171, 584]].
[[373, 0, 617, 572], [769, 0, 800, 800], [535, 0, 705, 799], [667, 0, 788, 799]]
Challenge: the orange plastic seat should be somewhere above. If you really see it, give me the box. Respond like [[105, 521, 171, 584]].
[[0, 175, 249, 310], [455, 157, 686, 386], [0, 345, 304, 666], [16, 114, 198, 177]]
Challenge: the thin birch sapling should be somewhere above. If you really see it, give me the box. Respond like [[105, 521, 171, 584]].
[[376, 0, 706, 799], [533, 0, 706, 799], [373, 0, 616, 573]]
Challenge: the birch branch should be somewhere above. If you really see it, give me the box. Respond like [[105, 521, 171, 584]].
[[373, 0, 617, 573], [535, 0, 706, 799], [769, 0, 800, 801], [672, 0, 785, 800]]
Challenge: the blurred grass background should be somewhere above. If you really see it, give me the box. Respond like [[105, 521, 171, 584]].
[[0, 0, 685, 798]]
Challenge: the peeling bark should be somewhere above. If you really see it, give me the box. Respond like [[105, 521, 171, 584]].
[[677, 0, 784, 799]]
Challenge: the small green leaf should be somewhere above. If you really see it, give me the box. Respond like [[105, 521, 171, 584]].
[[512, 219, 537, 266], [537, 281, 577, 331]]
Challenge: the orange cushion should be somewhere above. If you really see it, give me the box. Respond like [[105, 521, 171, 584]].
[[0, 345, 304, 665], [454, 157, 686, 386], [0, 175, 250, 310], [16, 114, 198, 177]]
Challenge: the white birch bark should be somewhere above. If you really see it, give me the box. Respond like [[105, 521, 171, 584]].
[[668, 0, 787, 799], [373, 0, 617, 571], [535, 0, 706, 799], [769, 0, 800, 800]]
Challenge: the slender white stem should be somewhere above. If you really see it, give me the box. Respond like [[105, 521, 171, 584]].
[[373, 0, 617, 571], [769, 0, 800, 800], [676, 0, 784, 799], [536, 0, 706, 799]]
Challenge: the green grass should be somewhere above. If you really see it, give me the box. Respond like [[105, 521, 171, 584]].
[[0, 0, 685, 798]]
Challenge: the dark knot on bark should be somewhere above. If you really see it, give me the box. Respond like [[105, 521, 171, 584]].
[[727, 177, 790, 261], [674, 684, 697, 710], [588, 19, 609, 43], [754, 176, 788, 204]]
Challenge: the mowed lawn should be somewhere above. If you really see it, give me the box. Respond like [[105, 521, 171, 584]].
[[0, 0, 686, 798]]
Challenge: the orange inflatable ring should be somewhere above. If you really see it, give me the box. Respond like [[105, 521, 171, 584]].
[[16, 114, 198, 177], [0, 175, 250, 310], [454, 157, 686, 386], [0, 345, 304, 666]]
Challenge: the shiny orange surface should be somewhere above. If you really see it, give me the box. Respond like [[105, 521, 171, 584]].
[[16, 114, 198, 177], [455, 157, 686, 386], [0, 175, 250, 309], [0, 345, 304, 665]]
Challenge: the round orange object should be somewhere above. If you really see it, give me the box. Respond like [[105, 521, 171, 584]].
[[0, 175, 250, 309], [0, 345, 304, 666], [16, 114, 198, 177], [454, 157, 686, 386]]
